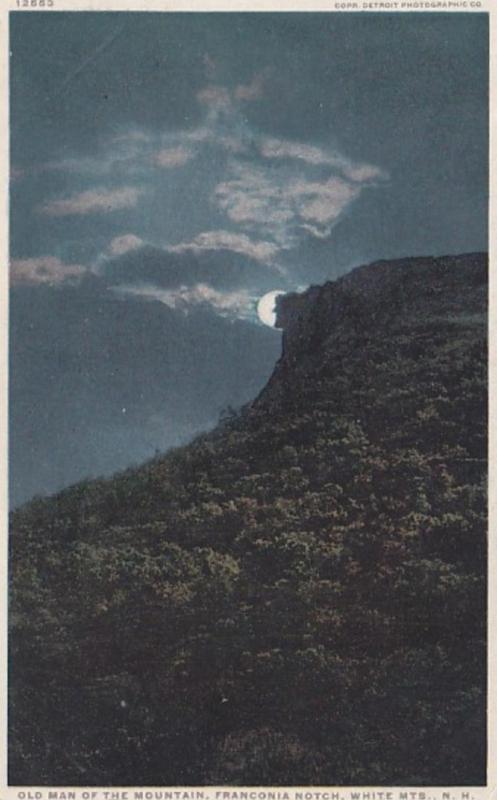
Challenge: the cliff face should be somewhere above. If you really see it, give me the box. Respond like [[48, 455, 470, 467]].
[[276, 252, 486, 336], [260, 252, 486, 406], [9, 253, 487, 787]]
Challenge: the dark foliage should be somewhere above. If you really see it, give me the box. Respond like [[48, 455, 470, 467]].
[[9, 253, 487, 786]]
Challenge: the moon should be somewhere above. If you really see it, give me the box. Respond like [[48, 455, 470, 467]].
[[257, 290, 285, 327]]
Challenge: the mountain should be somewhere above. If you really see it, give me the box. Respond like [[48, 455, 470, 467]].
[[9, 252, 487, 786]]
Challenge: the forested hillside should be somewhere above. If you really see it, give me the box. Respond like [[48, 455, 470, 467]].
[[9, 253, 487, 786]]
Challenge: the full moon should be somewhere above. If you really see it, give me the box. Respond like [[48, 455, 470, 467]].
[[257, 290, 285, 327]]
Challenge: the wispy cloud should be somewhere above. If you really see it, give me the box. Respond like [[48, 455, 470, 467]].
[[258, 135, 385, 180], [112, 129, 152, 146], [29, 72, 386, 284], [214, 158, 371, 244], [234, 72, 267, 103], [39, 186, 143, 217], [343, 163, 385, 183], [196, 85, 232, 111], [11, 256, 87, 285], [153, 145, 195, 169], [108, 234, 144, 256], [170, 230, 280, 264], [114, 282, 254, 319], [260, 137, 333, 165]]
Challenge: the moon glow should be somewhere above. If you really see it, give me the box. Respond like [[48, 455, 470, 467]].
[[257, 291, 285, 327]]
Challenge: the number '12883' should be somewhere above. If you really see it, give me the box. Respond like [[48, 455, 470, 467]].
[[16, 0, 54, 7]]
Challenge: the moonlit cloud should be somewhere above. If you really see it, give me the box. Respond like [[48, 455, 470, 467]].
[[258, 135, 386, 181], [343, 163, 385, 183], [196, 85, 231, 110], [154, 146, 194, 169], [212, 134, 385, 244], [170, 230, 280, 264], [112, 129, 152, 145], [108, 234, 144, 256], [214, 158, 370, 245], [39, 186, 144, 217], [42, 138, 152, 178], [234, 129, 382, 243], [259, 137, 339, 166], [114, 282, 254, 319], [235, 72, 266, 102], [289, 176, 361, 230], [11, 256, 87, 285], [214, 164, 288, 241], [28, 71, 386, 313]]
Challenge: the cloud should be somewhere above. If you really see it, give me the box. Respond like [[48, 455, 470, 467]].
[[112, 129, 152, 145], [343, 163, 385, 183], [41, 134, 154, 177], [289, 176, 360, 226], [258, 135, 385, 180], [213, 135, 384, 246], [11, 256, 87, 285], [170, 230, 280, 264], [154, 146, 194, 169], [38, 186, 144, 217], [259, 137, 337, 166], [197, 69, 267, 113], [29, 71, 386, 285], [214, 163, 289, 244], [108, 234, 144, 256], [235, 72, 266, 102], [196, 85, 231, 111], [101, 241, 288, 305], [114, 282, 254, 319]]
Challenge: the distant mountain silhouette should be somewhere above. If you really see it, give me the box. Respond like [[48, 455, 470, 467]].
[[9, 253, 487, 786]]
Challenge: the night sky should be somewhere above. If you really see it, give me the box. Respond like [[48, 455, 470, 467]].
[[9, 11, 489, 505]]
